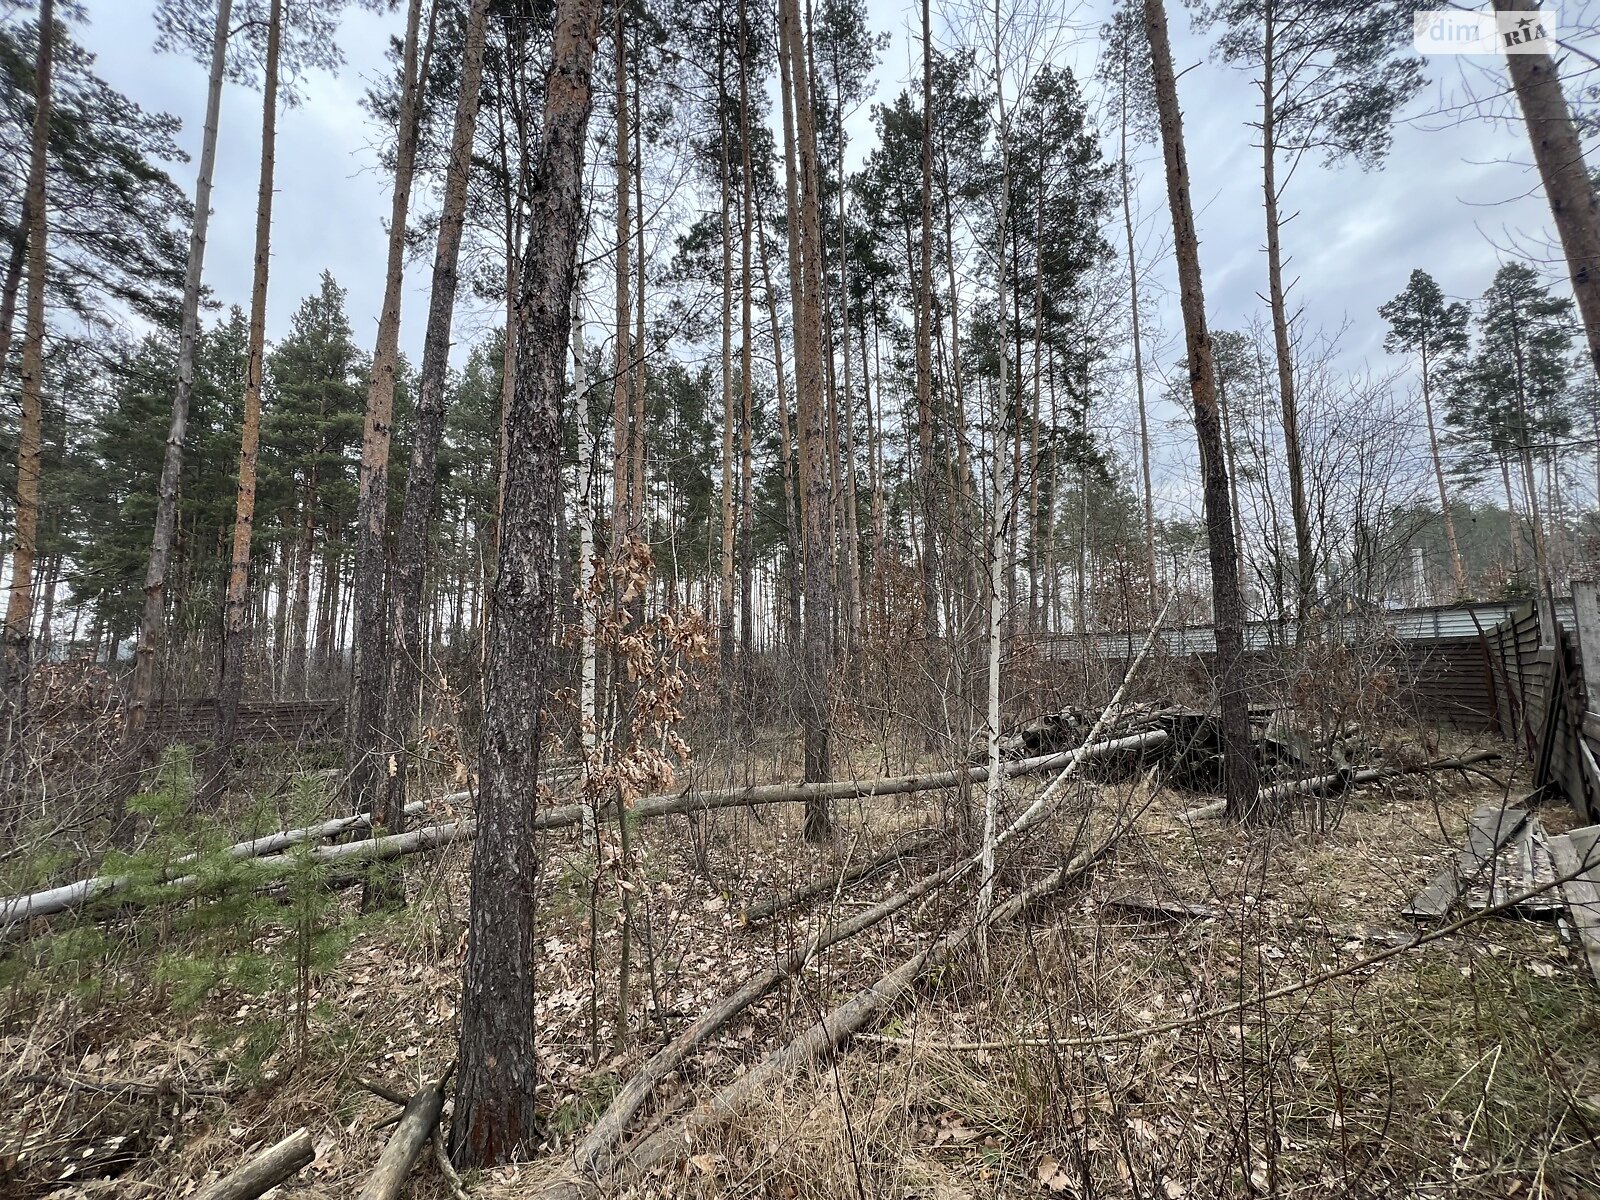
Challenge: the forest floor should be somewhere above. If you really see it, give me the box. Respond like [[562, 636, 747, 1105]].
[[4, 727, 1600, 1199]]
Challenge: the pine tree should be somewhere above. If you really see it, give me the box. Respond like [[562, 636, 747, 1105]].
[[128, 0, 234, 744], [1447, 263, 1576, 597], [2, 0, 54, 768], [1144, 0, 1262, 822], [451, 0, 602, 1168], [262, 272, 366, 692], [1199, 0, 1424, 619], [1380, 269, 1471, 597]]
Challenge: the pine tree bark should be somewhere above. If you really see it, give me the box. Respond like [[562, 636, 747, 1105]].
[[348, 0, 430, 813], [1143, 0, 1264, 823], [371, 0, 492, 887], [215, 0, 282, 772], [1494, 0, 1600, 379], [450, 0, 602, 1169], [128, 0, 233, 743], [2, 0, 52, 759], [1260, 1, 1315, 622], [779, 0, 833, 840]]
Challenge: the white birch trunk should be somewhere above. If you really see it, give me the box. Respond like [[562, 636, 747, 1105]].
[[574, 286, 598, 849]]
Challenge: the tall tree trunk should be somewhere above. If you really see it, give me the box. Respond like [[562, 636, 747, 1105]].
[[451, 0, 602, 1168], [574, 282, 598, 848], [718, 27, 736, 712], [1495, 0, 1600, 379], [754, 184, 803, 637], [1120, 115, 1156, 602], [1, 0, 50, 763], [980, 2, 1012, 954], [1143, 0, 1264, 823], [215, 0, 282, 772], [371, 0, 492, 879], [347, 0, 430, 811], [129, 0, 232, 746], [779, 0, 833, 840], [914, 0, 940, 656], [1260, 1, 1315, 621], [835, 88, 862, 662], [1419, 343, 1467, 597], [630, 74, 647, 533], [738, 0, 756, 673], [610, 7, 634, 537], [289, 477, 316, 693]]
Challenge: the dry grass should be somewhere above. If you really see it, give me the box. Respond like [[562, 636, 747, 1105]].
[[4, 727, 1600, 1199]]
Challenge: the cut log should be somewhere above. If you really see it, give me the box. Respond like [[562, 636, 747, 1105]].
[[741, 828, 943, 924], [1403, 802, 1530, 920], [358, 1078, 447, 1200], [4, 731, 1167, 930], [190, 1128, 314, 1200]]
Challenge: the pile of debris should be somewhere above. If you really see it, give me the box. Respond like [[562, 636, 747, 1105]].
[[993, 702, 1448, 794], [1403, 802, 1600, 986]]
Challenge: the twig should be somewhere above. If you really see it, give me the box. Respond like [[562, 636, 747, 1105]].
[[355, 1078, 411, 1106], [433, 1127, 470, 1200]]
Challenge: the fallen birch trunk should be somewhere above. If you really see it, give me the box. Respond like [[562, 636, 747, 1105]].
[[4, 733, 1165, 928], [190, 1128, 314, 1200], [357, 1077, 447, 1200], [0, 800, 430, 925]]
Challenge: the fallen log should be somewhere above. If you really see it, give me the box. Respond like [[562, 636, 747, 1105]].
[[1177, 750, 1502, 824], [3, 732, 1167, 930], [620, 805, 1141, 1183], [741, 828, 943, 925], [190, 1128, 314, 1200], [531, 732, 1167, 1199], [0, 799, 429, 925], [357, 1077, 448, 1200]]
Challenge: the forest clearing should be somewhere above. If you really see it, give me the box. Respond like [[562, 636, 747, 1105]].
[[5, 0, 1600, 1195]]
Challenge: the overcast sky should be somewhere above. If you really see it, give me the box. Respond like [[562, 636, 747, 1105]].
[[65, 1, 1592, 514]]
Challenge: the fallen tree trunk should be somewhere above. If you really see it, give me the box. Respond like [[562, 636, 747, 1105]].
[[4, 733, 1166, 928], [741, 828, 942, 924], [533, 734, 1168, 1200], [191, 1128, 314, 1200], [1178, 751, 1500, 824], [357, 1077, 447, 1200], [0, 800, 430, 925], [619, 806, 1140, 1182]]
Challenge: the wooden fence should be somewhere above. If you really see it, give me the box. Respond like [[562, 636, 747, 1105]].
[[146, 698, 345, 746], [1481, 589, 1600, 824]]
